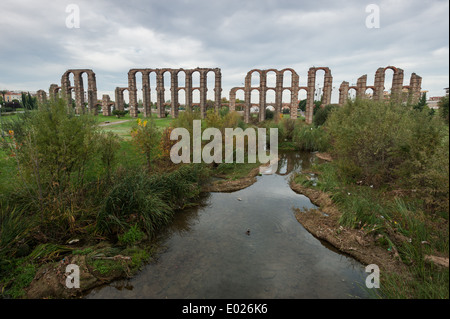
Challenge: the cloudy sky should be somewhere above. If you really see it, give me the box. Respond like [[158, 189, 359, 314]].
[[0, 0, 448, 103]]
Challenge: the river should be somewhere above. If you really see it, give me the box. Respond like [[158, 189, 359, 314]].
[[87, 151, 369, 299]]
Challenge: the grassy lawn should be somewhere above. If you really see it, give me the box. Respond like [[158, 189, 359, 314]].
[[98, 113, 173, 139]]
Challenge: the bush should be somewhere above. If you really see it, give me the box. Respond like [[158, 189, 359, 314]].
[[130, 118, 161, 171], [97, 131, 121, 180], [282, 118, 296, 141], [1, 98, 101, 217], [326, 98, 449, 202], [439, 95, 449, 124], [292, 124, 330, 152], [265, 108, 274, 120], [313, 104, 337, 127], [112, 109, 127, 118], [97, 165, 208, 239], [219, 106, 229, 118]]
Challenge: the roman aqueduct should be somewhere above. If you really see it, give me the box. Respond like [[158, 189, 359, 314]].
[[37, 65, 423, 124]]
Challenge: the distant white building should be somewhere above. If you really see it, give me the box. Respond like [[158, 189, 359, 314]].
[[428, 96, 442, 109], [427, 88, 449, 109], [3, 92, 22, 102]]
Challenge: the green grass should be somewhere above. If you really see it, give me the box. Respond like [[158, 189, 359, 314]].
[[91, 259, 125, 276], [99, 113, 173, 139], [0, 259, 36, 298], [215, 161, 261, 180], [0, 149, 17, 194]]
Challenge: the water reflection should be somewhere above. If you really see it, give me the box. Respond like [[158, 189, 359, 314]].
[[87, 152, 369, 299]]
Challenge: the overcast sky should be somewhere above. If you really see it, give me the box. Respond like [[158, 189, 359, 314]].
[[0, 0, 448, 103]]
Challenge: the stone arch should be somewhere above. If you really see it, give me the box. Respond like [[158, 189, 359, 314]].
[[101, 95, 115, 116], [61, 69, 98, 114], [266, 88, 276, 112], [229, 87, 245, 112], [114, 87, 129, 112], [192, 87, 201, 109], [373, 66, 404, 101], [161, 69, 173, 117], [266, 69, 278, 88], [365, 87, 375, 99], [348, 86, 358, 100], [177, 87, 186, 112], [282, 69, 299, 119], [36, 89, 47, 104], [246, 69, 264, 88], [49, 84, 60, 101], [127, 69, 141, 117], [240, 68, 301, 122], [281, 68, 293, 88], [305, 67, 333, 124]]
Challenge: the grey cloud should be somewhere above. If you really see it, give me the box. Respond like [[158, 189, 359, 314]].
[[0, 0, 448, 97]]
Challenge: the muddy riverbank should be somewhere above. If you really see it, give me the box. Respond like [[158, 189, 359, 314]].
[[289, 180, 406, 274]]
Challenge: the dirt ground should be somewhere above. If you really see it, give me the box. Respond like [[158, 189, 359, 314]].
[[202, 167, 261, 193], [25, 252, 133, 299]]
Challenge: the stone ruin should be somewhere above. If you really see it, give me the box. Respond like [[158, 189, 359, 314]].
[[230, 67, 333, 123], [37, 65, 422, 124], [61, 69, 100, 114], [338, 66, 422, 107], [124, 68, 222, 118]]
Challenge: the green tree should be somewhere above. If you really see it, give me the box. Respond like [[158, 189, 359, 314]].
[[439, 95, 449, 124], [97, 131, 121, 182], [298, 99, 321, 114], [313, 104, 337, 127], [0, 90, 7, 104], [2, 98, 101, 217], [414, 92, 428, 111], [21, 92, 37, 110], [130, 118, 161, 171]]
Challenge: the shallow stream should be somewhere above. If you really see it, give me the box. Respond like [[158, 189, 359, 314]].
[[87, 152, 369, 299]]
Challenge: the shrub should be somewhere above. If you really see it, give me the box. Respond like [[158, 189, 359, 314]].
[[438, 95, 449, 124], [97, 131, 121, 181], [292, 124, 330, 152], [1, 98, 100, 217], [282, 118, 296, 141], [265, 108, 274, 120], [112, 109, 127, 118], [130, 118, 161, 171], [219, 106, 229, 118], [222, 111, 242, 130], [326, 98, 449, 198], [97, 165, 208, 239], [313, 104, 337, 127]]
